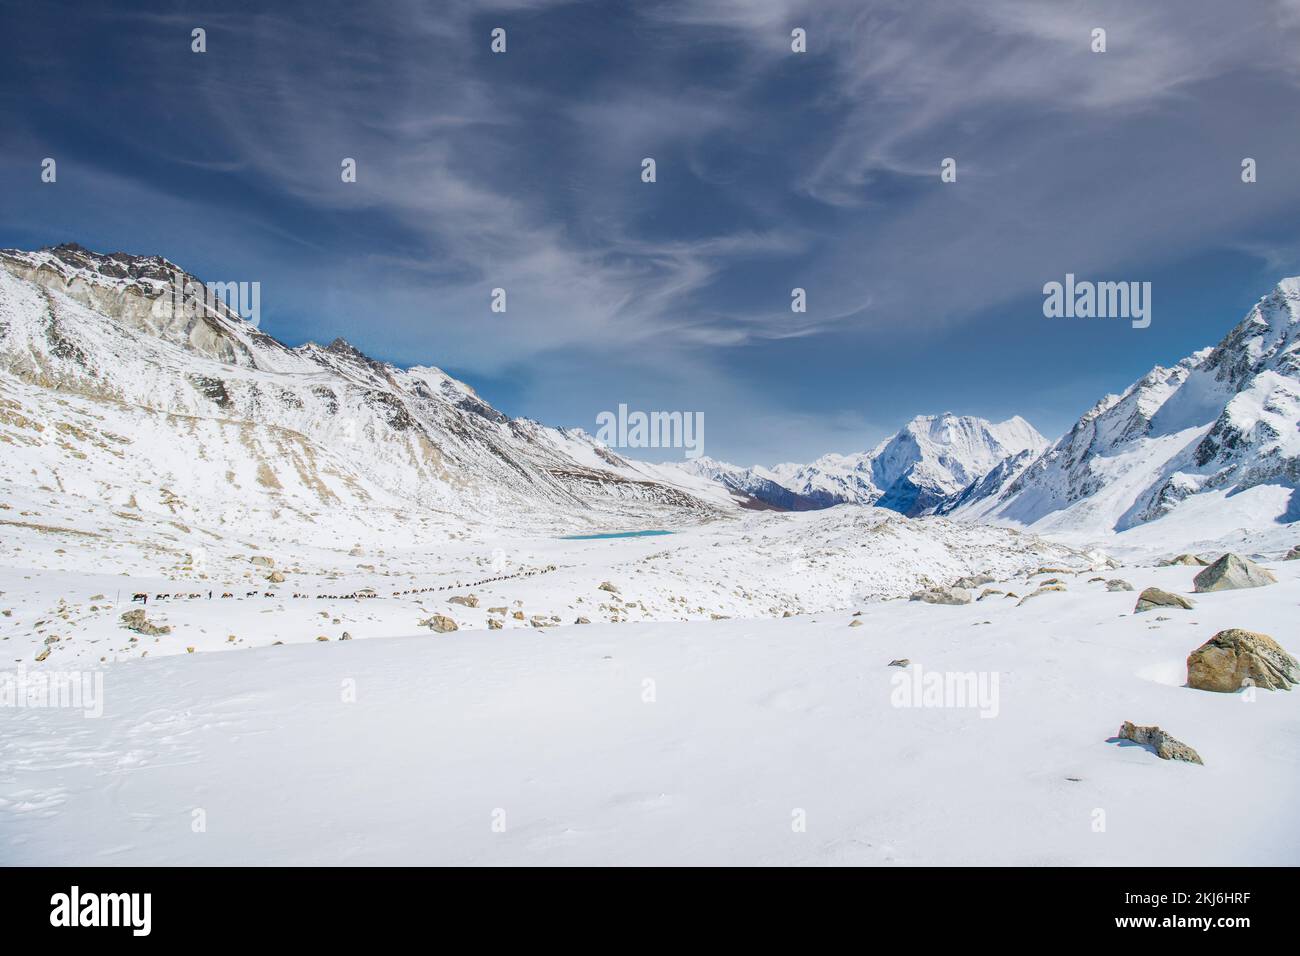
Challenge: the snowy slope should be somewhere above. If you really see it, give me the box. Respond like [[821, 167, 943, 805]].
[[949, 278, 1300, 541], [0, 244, 736, 538], [5, 557, 1297, 865]]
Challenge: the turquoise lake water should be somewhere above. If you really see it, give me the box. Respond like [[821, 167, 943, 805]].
[[560, 530, 674, 540]]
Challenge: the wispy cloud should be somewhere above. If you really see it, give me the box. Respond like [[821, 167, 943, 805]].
[[6, 0, 1300, 462]]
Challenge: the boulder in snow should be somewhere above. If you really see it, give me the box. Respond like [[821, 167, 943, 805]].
[[1134, 587, 1194, 612], [1118, 721, 1202, 764], [120, 609, 171, 636], [1186, 628, 1299, 693], [1017, 584, 1066, 606], [420, 615, 458, 633], [909, 586, 971, 606], [1192, 553, 1277, 592]]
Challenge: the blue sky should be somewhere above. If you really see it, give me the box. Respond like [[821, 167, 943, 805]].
[[4, 0, 1300, 464]]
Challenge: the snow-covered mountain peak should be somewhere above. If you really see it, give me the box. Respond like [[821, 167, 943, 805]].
[[761, 412, 1047, 516], [1200, 277, 1300, 386], [679, 455, 771, 481], [891, 412, 1045, 464], [946, 277, 1300, 538]]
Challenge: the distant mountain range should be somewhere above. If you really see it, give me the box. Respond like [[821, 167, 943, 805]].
[[675, 414, 1047, 516], [2, 243, 1296, 540]]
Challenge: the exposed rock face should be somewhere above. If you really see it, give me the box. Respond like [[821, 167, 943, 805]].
[[420, 614, 458, 633], [120, 609, 171, 636], [487, 618, 503, 630], [1186, 629, 1300, 693], [848, 619, 864, 627], [267, 570, 286, 583], [909, 586, 971, 606], [955, 574, 995, 589], [598, 582, 619, 593], [1286, 545, 1300, 560], [447, 594, 479, 608], [1192, 553, 1277, 592], [1134, 587, 1194, 612], [1106, 579, 1134, 592], [1161, 554, 1208, 567], [1118, 721, 1203, 764], [888, 658, 910, 668], [250, 555, 275, 568]]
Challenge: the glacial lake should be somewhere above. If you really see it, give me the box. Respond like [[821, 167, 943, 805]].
[[559, 530, 675, 540]]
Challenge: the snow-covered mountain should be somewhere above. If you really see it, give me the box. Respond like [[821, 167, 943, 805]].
[[0, 243, 740, 540], [946, 277, 1300, 538], [766, 414, 1048, 516]]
